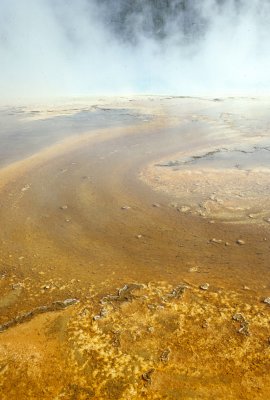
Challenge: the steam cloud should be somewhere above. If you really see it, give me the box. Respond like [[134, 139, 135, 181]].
[[0, 0, 269, 100]]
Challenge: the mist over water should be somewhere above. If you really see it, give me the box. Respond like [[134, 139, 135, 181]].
[[0, 0, 270, 100]]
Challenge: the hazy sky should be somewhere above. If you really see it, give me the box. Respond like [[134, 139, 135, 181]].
[[0, 0, 269, 100]]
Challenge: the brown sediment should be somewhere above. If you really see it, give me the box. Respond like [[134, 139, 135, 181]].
[[0, 97, 270, 399]]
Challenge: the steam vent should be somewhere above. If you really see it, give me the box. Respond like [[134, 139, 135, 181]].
[[1, 1, 270, 400]]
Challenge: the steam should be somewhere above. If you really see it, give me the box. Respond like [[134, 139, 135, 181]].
[[0, 0, 270, 100]]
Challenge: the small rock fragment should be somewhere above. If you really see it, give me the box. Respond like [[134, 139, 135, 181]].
[[168, 284, 188, 298], [142, 369, 155, 384], [263, 297, 270, 305], [57, 298, 79, 307], [200, 283, 209, 291], [232, 313, 249, 336], [152, 203, 160, 208], [160, 349, 170, 363], [210, 238, 222, 244], [238, 323, 249, 336], [236, 239, 245, 245], [121, 206, 131, 210], [60, 205, 68, 210], [21, 184, 31, 192], [100, 307, 108, 317], [233, 313, 244, 322], [100, 283, 143, 304]]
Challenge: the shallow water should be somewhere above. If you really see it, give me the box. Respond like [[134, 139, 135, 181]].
[[0, 101, 148, 167], [159, 145, 270, 171]]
